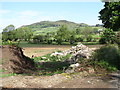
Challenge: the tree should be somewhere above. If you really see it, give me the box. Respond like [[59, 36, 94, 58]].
[[2, 25, 16, 41], [15, 27, 33, 41], [45, 32, 54, 44], [75, 28, 81, 35], [55, 25, 70, 44], [68, 31, 76, 44], [99, 28, 116, 44], [33, 35, 44, 43], [3, 25, 15, 32], [99, 2, 120, 31]]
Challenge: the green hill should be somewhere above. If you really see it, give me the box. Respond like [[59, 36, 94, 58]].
[[21, 20, 83, 35], [20, 20, 101, 35]]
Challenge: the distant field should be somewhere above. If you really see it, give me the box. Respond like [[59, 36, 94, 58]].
[[33, 27, 59, 35], [32, 26, 103, 36], [20, 41, 102, 57]]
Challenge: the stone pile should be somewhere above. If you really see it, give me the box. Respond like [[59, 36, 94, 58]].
[[51, 42, 93, 64], [51, 43, 94, 74], [64, 43, 93, 64]]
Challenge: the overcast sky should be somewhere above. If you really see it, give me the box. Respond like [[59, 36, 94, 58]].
[[0, 1, 104, 32]]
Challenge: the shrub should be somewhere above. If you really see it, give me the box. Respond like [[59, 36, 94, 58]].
[[92, 44, 120, 69], [86, 35, 93, 42], [115, 31, 120, 48], [92, 38, 97, 42], [99, 28, 116, 44], [94, 61, 117, 71], [99, 37, 106, 44], [77, 36, 84, 42]]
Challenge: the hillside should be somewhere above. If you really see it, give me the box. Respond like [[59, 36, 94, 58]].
[[21, 20, 90, 35]]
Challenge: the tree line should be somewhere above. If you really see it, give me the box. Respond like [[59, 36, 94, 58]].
[[2, 24, 102, 45]]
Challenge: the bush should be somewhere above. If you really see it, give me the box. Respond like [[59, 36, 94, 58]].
[[94, 61, 117, 71], [92, 44, 120, 69], [92, 38, 97, 42], [77, 36, 84, 42], [99, 37, 106, 44], [115, 31, 120, 47], [99, 28, 116, 44], [86, 35, 93, 42]]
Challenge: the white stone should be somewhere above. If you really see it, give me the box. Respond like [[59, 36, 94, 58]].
[[69, 63, 80, 68], [41, 57, 47, 59]]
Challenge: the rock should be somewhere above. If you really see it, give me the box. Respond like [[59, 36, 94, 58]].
[[50, 52, 64, 57], [41, 57, 47, 59], [69, 63, 80, 68], [64, 43, 93, 64]]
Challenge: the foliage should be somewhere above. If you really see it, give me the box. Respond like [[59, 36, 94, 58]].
[[3, 24, 15, 32], [2, 26, 33, 42], [33, 35, 45, 43], [76, 36, 84, 42], [99, 2, 120, 31], [15, 27, 33, 41], [45, 33, 55, 44], [94, 61, 117, 71], [92, 44, 120, 69], [115, 31, 120, 47], [99, 28, 116, 44], [55, 25, 70, 44], [81, 27, 93, 35], [33, 52, 71, 76], [33, 53, 71, 62], [86, 35, 93, 42], [35, 61, 69, 76]]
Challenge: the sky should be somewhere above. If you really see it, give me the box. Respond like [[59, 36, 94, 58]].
[[0, 1, 104, 32]]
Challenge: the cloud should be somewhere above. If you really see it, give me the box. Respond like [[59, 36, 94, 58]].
[[0, 9, 11, 14]]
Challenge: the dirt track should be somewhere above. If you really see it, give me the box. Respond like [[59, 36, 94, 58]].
[[2, 72, 119, 88]]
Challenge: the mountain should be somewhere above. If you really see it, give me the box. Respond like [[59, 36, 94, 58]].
[[21, 20, 89, 35]]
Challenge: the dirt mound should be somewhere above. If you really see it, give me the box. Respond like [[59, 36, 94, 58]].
[[2, 45, 35, 74]]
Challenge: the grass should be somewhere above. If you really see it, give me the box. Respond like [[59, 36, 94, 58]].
[[35, 61, 70, 76], [34, 27, 59, 35], [18, 41, 73, 48], [32, 52, 71, 76], [0, 73, 17, 77], [82, 42, 100, 45], [18, 41, 100, 47], [0, 69, 17, 77], [33, 52, 71, 62]]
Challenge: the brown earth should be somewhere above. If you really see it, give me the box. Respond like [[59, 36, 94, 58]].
[[1, 45, 35, 74], [23, 45, 72, 58]]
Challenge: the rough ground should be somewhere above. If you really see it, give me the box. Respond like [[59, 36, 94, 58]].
[[1, 45, 120, 88], [1, 72, 119, 88]]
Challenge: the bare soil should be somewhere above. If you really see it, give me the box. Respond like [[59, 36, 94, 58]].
[[1, 72, 118, 88], [23, 45, 72, 57], [1, 45, 35, 74]]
